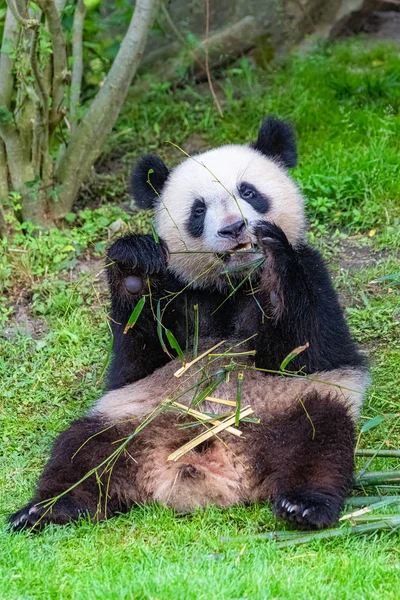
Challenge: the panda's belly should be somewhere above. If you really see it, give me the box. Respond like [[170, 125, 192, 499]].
[[93, 356, 367, 510]]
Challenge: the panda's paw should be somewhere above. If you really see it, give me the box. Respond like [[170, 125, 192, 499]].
[[8, 496, 87, 532], [107, 234, 168, 277], [273, 490, 342, 530], [254, 221, 291, 255]]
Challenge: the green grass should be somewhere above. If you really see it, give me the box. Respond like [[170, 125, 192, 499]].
[[0, 38, 400, 599]]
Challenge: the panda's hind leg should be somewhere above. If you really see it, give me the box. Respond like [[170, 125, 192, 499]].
[[256, 391, 356, 529], [9, 416, 141, 531]]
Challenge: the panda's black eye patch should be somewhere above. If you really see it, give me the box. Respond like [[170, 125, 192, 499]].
[[238, 182, 269, 214], [187, 198, 207, 238]]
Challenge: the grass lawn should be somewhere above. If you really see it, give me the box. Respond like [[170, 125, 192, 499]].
[[0, 38, 400, 599]]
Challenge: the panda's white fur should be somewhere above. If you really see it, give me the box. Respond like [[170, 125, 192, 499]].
[[155, 145, 305, 289]]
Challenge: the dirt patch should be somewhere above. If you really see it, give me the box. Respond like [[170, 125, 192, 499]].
[[1, 304, 48, 341], [336, 237, 393, 271]]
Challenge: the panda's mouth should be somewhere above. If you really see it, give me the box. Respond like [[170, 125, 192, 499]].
[[232, 241, 253, 252], [217, 241, 260, 262]]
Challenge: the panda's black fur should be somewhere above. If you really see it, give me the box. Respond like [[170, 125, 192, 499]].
[[9, 118, 367, 532]]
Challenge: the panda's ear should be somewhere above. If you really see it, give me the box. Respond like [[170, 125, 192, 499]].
[[253, 117, 297, 169], [130, 155, 170, 209]]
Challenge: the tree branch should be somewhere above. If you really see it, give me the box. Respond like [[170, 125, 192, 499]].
[[54, 0, 159, 220], [70, 0, 86, 130], [6, 0, 38, 28], [35, 0, 68, 129], [0, 6, 19, 108], [0, 140, 9, 238]]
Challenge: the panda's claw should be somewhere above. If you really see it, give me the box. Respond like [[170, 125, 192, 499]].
[[273, 490, 342, 529], [9, 495, 88, 532]]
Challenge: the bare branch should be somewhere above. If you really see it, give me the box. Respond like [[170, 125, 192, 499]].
[[70, 0, 86, 130], [35, 0, 68, 129], [54, 0, 159, 219], [204, 0, 223, 117], [6, 0, 38, 29]]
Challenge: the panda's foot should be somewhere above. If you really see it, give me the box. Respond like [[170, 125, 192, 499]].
[[273, 490, 342, 529], [9, 496, 88, 532]]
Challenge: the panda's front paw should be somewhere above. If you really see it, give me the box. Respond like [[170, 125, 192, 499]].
[[254, 221, 291, 256], [273, 490, 342, 530], [107, 234, 168, 296]]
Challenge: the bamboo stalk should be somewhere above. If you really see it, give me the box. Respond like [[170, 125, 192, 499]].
[[167, 406, 253, 461], [345, 496, 400, 507], [206, 397, 237, 407], [220, 516, 400, 546], [171, 401, 242, 437], [340, 497, 400, 521], [174, 340, 226, 378], [356, 449, 400, 458], [354, 470, 400, 487], [276, 517, 400, 548]]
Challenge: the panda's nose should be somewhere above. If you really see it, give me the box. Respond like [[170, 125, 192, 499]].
[[218, 219, 246, 239]]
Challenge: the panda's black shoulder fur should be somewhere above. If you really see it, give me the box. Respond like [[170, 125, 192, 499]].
[[131, 154, 169, 209], [252, 117, 297, 169]]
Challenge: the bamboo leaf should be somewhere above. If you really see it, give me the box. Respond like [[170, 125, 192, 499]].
[[165, 328, 185, 361], [361, 415, 386, 433], [151, 218, 159, 243], [156, 300, 171, 357], [123, 297, 146, 334], [193, 304, 199, 359], [280, 342, 310, 371]]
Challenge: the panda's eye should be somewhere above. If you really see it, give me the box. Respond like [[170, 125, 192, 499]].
[[194, 205, 205, 217], [239, 185, 256, 200]]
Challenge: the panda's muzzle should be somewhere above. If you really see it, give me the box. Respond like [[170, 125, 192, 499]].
[[217, 219, 246, 239]]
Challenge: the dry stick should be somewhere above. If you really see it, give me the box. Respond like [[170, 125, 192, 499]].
[[168, 406, 254, 461], [204, 0, 223, 117], [171, 401, 242, 437], [160, 0, 224, 117], [174, 340, 226, 378]]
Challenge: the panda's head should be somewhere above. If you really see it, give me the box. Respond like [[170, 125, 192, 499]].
[[131, 117, 305, 289]]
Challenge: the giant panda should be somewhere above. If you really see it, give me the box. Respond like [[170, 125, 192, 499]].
[[9, 117, 369, 532]]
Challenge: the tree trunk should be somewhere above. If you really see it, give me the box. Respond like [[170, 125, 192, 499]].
[[52, 0, 159, 221]]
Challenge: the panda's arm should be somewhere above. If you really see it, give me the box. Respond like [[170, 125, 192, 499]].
[[254, 222, 364, 374], [106, 234, 172, 390]]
